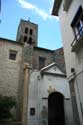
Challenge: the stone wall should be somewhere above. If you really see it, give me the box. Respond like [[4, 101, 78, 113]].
[[54, 48, 66, 73], [0, 39, 23, 97], [16, 19, 38, 47], [32, 47, 54, 69], [22, 45, 55, 70]]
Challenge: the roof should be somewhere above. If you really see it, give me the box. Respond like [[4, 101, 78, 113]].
[[20, 19, 38, 27], [34, 46, 54, 53], [40, 62, 66, 77], [40, 62, 56, 72], [54, 47, 66, 73], [0, 37, 24, 46], [54, 47, 63, 52], [52, 0, 62, 16]]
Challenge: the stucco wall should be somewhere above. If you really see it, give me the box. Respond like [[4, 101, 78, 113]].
[[40, 74, 70, 98], [58, 0, 83, 124], [74, 73, 83, 124], [28, 69, 73, 125], [59, 0, 83, 78]]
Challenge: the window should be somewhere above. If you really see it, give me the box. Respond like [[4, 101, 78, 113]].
[[30, 108, 35, 116], [81, 14, 83, 24], [71, 5, 83, 52], [39, 57, 46, 69], [28, 37, 32, 44], [24, 36, 27, 42], [25, 27, 28, 33], [9, 50, 17, 60], [29, 37, 32, 42], [30, 29, 33, 35], [76, 21, 83, 37], [71, 5, 83, 40]]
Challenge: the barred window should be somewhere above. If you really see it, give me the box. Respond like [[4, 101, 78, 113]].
[[9, 50, 17, 60]]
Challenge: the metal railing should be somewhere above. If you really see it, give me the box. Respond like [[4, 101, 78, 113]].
[[71, 26, 83, 47]]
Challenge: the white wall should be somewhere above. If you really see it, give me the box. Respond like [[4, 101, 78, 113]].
[[58, 0, 83, 124], [59, 0, 83, 78], [39, 74, 70, 99], [28, 69, 74, 125]]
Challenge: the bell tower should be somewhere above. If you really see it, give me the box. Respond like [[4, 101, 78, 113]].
[[16, 19, 38, 47]]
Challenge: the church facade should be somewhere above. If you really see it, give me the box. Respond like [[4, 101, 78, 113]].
[[0, 19, 74, 124], [28, 62, 74, 125]]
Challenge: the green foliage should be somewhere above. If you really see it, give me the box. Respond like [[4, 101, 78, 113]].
[[0, 95, 16, 120]]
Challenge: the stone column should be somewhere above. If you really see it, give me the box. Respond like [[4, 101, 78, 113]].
[[22, 63, 30, 125]]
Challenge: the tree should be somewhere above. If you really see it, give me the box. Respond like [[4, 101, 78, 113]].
[[0, 95, 16, 121]]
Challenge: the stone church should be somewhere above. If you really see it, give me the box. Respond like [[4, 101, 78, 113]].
[[0, 19, 74, 124]]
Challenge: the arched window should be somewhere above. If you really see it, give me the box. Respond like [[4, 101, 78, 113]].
[[24, 36, 27, 42]]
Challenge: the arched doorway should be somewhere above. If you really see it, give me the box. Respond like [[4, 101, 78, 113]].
[[48, 92, 65, 125]]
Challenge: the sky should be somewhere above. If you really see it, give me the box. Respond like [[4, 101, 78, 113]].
[[0, 0, 63, 50]]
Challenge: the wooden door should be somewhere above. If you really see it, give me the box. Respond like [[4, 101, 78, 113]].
[[48, 92, 65, 125]]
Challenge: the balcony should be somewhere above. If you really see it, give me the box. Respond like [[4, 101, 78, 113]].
[[71, 26, 83, 52]]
